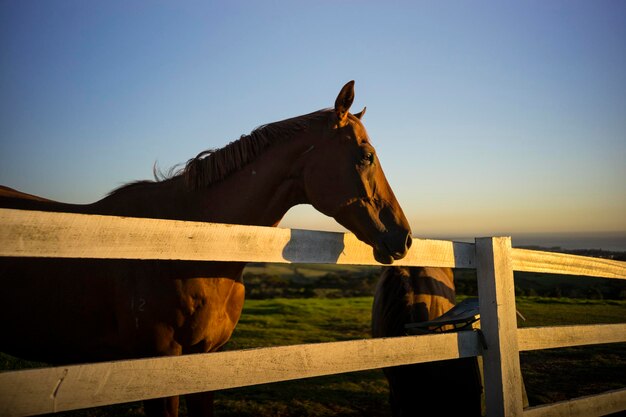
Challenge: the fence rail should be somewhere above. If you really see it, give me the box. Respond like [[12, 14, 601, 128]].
[[0, 208, 625, 417]]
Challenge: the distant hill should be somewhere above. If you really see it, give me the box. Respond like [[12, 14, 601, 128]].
[[243, 262, 378, 279]]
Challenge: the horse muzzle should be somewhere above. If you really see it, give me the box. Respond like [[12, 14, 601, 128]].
[[331, 199, 412, 264], [373, 230, 413, 264]]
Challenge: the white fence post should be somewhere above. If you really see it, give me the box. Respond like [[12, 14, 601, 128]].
[[476, 237, 524, 417]]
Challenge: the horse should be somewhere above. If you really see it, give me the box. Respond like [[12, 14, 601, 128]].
[[372, 267, 482, 417], [0, 81, 412, 417]]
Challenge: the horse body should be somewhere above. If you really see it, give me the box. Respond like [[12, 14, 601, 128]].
[[372, 267, 482, 417], [0, 82, 412, 416], [0, 257, 245, 364]]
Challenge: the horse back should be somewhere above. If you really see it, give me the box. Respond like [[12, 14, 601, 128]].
[[0, 185, 84, 213], [0, 185, 50, 201]]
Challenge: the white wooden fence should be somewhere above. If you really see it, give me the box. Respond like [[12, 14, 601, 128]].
[[0, 208, 625, 416]]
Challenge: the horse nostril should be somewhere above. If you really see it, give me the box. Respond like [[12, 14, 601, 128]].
[[381, 231, 412, 260]]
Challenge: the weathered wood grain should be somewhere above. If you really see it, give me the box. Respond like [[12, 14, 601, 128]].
[[5, 209, 626, 275], [0, 208, 475, 268], [512, 248, 626, 279], [523, 387, 626, 417], [476, 237, 525, 417], [518, 323, 626, 351], [0, 331, 481, 416]]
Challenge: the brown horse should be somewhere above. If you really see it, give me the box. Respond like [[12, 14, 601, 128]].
[[372, 267, 482, 417], [0, 81, 412, 417]]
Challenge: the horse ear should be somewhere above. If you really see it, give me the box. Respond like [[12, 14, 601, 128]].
[[354, 106, 366, 120], [334, 80, 355, 124]]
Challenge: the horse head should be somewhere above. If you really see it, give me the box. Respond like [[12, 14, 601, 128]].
[[300, 81, 412, 264]]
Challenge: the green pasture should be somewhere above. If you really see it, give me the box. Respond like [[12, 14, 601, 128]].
[[1, 296, 624, 416]]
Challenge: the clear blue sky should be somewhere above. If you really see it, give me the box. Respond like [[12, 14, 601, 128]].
[[1, 1, 625, 245]]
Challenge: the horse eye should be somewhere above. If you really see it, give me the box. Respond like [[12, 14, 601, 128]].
[[362, 152, 375, 165]]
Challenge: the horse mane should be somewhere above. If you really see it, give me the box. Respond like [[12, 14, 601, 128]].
[[110, 110, 330, 195], [183, 110, 334, 189]]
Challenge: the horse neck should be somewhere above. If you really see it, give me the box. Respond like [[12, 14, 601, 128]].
[[92, 137, 312, 226], [194, 138, 311, 227]]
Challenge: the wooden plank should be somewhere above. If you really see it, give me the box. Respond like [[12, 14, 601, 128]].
[[518, 324, 626, 351], [523, 388, 626, 417], [0, 331, 481, 416], [397, 234, 476, 268], [512, 248, 626, 279], [476, 237, 524, 417], [0, 208, 475, 268]]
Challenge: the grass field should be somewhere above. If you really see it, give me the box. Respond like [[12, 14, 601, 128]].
[[1, 296, 625, 416]]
